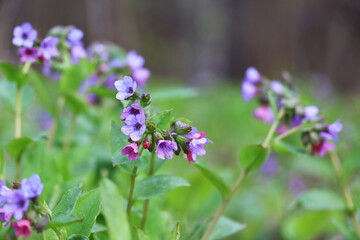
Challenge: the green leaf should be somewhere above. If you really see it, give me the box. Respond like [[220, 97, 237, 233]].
[[0, 62, 29, 86], [112, 152, 148, 167], [110, 121, 128, 156], [47, 213, 83, 228], [67, 235, 89, 240], [331, 218, 358, 240], [66, 189, 102, 237], [91, 223, 107, 233], [100, 178, 130, 240], [0, 80, 35, 112], [0, 146, 5, 180], [343, 147, 360, 182], [239, 144, 270, 172], [29, 70, 56, 114], [209, 216, 246, 239], [290, 189, 345, 211], [134, 227, 151, 240], [53, 185, 82, 215], [271, 140, 309, 155], [60, 59, 95, 91], [6, 137, 33, 158], [168, 222, 180, 240], [89, 87, 115, 98], [134, 175, 190, 199], [149, 110, 171, 130], [63, 91, 87, 114], [194, 160, 230, 198]]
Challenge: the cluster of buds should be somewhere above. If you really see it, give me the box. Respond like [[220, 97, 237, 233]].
[[241, 67, 343, 157], [115, 76, 209, 163], [0, 174, 47, 238]]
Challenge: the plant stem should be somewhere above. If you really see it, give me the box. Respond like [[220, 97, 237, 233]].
[[48, 96, 65, 148], [329, 151, 360, 237], [140, 151, 156, 230], [262, 109, 284, 148], [202, 109, 283, 240], [126, 166, 138, 219], [62, 114, 77, 153], [275, 125, 302, 142]]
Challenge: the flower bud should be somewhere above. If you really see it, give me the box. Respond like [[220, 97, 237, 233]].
[[174, 142, 182, 155], [301, 132, 310, 146], [154, 131, 164, 143], [147, 122, 156, 132], [173, 135, 191, 152], [170, 120, 192, 135], [141, 93, 151, 107], [12, 182, 21, 189], [162, 130, 172, 140], [34, 214, 50, 233], [309, 131, 321, 145], [143, 134, 153, 150]]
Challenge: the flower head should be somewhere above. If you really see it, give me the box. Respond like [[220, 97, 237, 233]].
[[185, 127, 207, 139], [11, 219, 31, 238], [122, 143, 139, 161], [291, 114, 303, 127], [12, 23, 37, 47], [19, 47, 39, 63], [188, 138, 209, 160], [320, 119, 343, 142], [244, 67, 261, 83], [311, 140, 335, 157], [132, 68, 150, 88], [0, 208, 12, 226], [40, 36, 59, 60], [70, 45, 87, 64], [261, 155, 279, 177], [121, 114, 146, 141], [103, 74, 117, 90], [156, 140, 178, 159], [2, 189, 29, 220], [126, 50, 144, 70], [114, 76, 137, 100], [241, 81, 258, 102], [67, 27, 84, 46], [304, 106, 319, 121], [21, 174, 44, 199], [270, 81, 284, 95], [253, 105, 275, 123], [120, 104, 144, 121]]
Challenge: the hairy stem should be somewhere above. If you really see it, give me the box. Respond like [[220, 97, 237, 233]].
[[275, 125, 302, 142], [329, 151, 360, 237], [126, 166, 138, 219], [202, 110, 282, 239], [140, 151, 156, 230]]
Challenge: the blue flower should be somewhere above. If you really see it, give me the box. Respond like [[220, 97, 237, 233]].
[[12, 22, 38, 47], [21, 174, 44, 199], [114, 76, 137, 100]]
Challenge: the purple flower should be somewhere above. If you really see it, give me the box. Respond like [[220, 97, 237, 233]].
[[42, 61, 61, 81], [132, 68, 150, 88], [187, 137, 209, 163], [2, 189, 29, 220], [261, 155, 279, 177], [311, 140, 335, 157], [0, 208, 12, 226], [121, 143, 139, 161], [40, 112, 53, 130], [185, 127, 207, 139], [108, 58, 124, 69], [79, 74, 99, 94], [291, 114, 303, 127], [156, 140, 178, 159], [0, 181, 8, 206], [19, 47, 39, 63], [126, 50, 145, 70], [21, 174, 43, 199], [87, 93, 99, 105], [120, 104, 144, 121], [103, 74, 117, 90], [244, 67, 261, 83], [121, 114, 146, 141], [12, 22, 38, 47], [253, 105, 275, 123], [304, 106, 319, 121], [114, 76, 137, 100], [270, 81, 284, 95], [40, 36, 59, 60], [241, 81, 258, 102], [70, 45, 87, 64], [67, 27, 84, 46], [320, 119, 343, 142]]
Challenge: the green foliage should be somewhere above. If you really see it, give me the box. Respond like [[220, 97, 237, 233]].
[[239, 144, 270, 172], [271, 140, 309, 155], [167, 222, 180, 240], [63, 91, 88, 114], [53, 186, 82, 215], [59, 59, 95, 91], [6, 137, 33, 159], [0, 62, 29, 86], [100, 178, 130, 240], [134, 175, 190, 199], [209, 216, 246, 239], [149, 110, 171, 130]]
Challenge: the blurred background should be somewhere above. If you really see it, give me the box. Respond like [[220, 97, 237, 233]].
[[1, 0, 360, 91]]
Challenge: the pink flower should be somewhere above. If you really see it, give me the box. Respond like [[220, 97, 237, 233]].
[[121, 143, 139, 161], [253, 105, 275, 123], [11, 219, 31, 238], [311, 141, 335, 157]]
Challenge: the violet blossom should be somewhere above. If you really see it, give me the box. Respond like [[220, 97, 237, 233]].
[[253, 105, 275, 123], [67, 27, 84, 46], [122, 143, 139, 161], [19, 47, 39, 63], [319, 119, 343, 142], [311, 140, 335, 157], [2, 189, 29, 220], [39, 36, 59, 60], [126, 50, 145, 70], [0, 208, 12, 226], [120, 103, 144, 121], [121, 114, 146, 141], [304, 106, 319, 121], [114, 76, 137, 100], [12, 22, 37, 48], [156, 140, 178, 159], [21, 174, 44, 199], [70, 45, 87, 64], [132, 68, 150, 88]]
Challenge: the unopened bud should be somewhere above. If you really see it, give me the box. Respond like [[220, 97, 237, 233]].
[[12, 182, 21, 189], [147, 122, 156, 132], [162, 130, 172, 140], [173, 135, 191, 152], [301, 132, 310, 146], [141, 93, 151, 107], [143, 134, 153, 149], [154, 132, 164, 143], [34, 214, 50, 233], [170, 120, 192, 135], [309, 131, 321, 145]]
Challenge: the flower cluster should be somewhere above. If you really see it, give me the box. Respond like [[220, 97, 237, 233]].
[[0, 174, 45, 238], [241, 67, 343, 157], [115, 76, 209, 163]]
